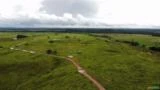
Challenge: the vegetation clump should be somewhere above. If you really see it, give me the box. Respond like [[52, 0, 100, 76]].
[[123, 40, 140, 46], [47, 36, 50, 39], [48, 40, 54, 43], [76, 51, 82, 54], [16, 34, 28, 39], [65, 35, 70, 39], [46, 49, 53, 54], [149, 46, 160, 52], [152, 32, 160, 37], [46, 49, 57, 55], [24, 43, 29, 46]]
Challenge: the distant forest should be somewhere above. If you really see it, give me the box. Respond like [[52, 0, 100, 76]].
[[0, 28, 160, 35]]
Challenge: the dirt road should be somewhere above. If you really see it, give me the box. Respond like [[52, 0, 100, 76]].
[[66, 57, 106, 90], [9, 47, 106, 90]]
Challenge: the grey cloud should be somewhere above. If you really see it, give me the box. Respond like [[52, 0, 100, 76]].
[[40, 0, 98, 17], [0, 14, 106, 27]]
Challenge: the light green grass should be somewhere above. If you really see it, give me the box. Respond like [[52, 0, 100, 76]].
[[0, 32, 160, 90], [108, 34, 160, 47]]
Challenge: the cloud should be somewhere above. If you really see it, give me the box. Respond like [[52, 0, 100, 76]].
[[0, 13, 106, 27], [40, 0, 98, 17], [0, 0, 107, 27], [1, 0, 160, 27], [97, 0, 160, 25]]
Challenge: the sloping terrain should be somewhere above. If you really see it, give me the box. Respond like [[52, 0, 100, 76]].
[[0, 32, 160, 90]]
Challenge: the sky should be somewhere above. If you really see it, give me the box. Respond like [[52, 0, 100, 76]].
[[0, 0, 160, 27]]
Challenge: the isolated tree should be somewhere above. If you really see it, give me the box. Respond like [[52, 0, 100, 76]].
[[48, 40, 54, 43], [65, 36, 70, 39], [46, 49, 53, 54], [16, 35, 28, 39], [46, 49, 58, 55], [47, 36, 50, 39], [131, 41, 140, 46], [149, 46, 160, 52], [141, 44, 146, 48]]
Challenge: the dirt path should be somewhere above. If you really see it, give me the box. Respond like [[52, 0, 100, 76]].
[[66, 57, 106, 90], [9, 47, 106, 90]]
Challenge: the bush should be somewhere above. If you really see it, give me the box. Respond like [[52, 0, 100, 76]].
[[131, 41, 140, 46], [115, 40, 121, 42], [0, 46, 3, 48], [46, 49, 57, 55], [47, 36, 50, 39], [53, 50, 57, 55], [24, 43, 29, 46], [77, 51, 82, 54], [46, 49, 53, 54], [141, 44, 146, 48], [105, 40, 109, 42], [122, 40, 140, 46], [149, 46, 160, 52], [65, 36, 70, 39], [48, 40, 54, 43], [152, 33, 160, 37], [16, 35, 28, 39]]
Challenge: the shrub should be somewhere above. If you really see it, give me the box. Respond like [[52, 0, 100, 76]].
[[46, 49, 58, 55], [46, 49, 53, 54], [16, 35, 28, 39], [24, 43, 29, 46], [65, 36, 70, 39], [48, 40, 54, 43], [141, 44, 146, 48], [47, 36, 50, 39], [131, 41, 140, 46], [149, 46, 160, 52], [53, 50, 57, 55], [105, 40, 109, 42], [122, 40, 140, 46], [77, 51, 82, 54], [152, 33, 160, 37], [115, 40, 121, 42], [0, 46, 3, 48]]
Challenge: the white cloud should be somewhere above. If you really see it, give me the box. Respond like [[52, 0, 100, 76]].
[[0, 0, 160, 27], [0, 12, 106, 27], [0, 0, 106, 27], [0, 0, 42, 17], [97, 0, 160, 25], [40, 0, 98, 17]]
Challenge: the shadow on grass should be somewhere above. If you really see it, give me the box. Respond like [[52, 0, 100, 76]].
[[0, 57, 66, 90]]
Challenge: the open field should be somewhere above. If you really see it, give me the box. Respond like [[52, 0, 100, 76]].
[[0, 32, 160, 90], [108, 34, 160, 47]]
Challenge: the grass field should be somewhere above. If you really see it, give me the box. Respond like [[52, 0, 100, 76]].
[[108, 34, 160, 47], [0, 32, 160, 90]]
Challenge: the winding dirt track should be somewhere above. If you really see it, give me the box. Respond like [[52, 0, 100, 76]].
[[66, 57, 106, 90], [9, 47, 106, 90]]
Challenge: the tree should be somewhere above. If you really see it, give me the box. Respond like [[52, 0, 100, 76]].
[[46, 49, 58, 55], [16, 35, 28, 39], [149, 46, 160, 52], [65, 36, 70, 39], [48, 40, 54, 43], [46, 49, 53, 54]]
